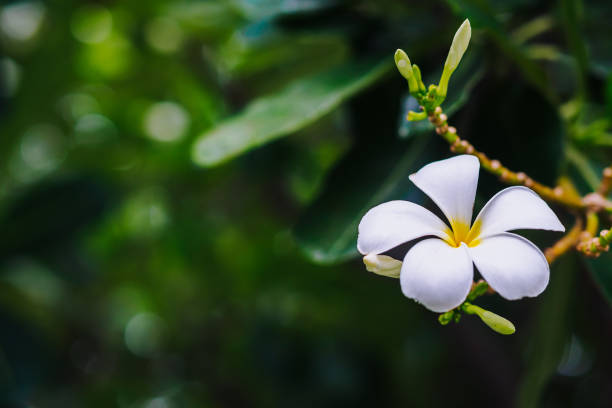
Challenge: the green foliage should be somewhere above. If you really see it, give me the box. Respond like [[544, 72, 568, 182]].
[[294, 133, 435, 264], [1, 0, 612, 406], [192, 59, 391, 167], [585, 253, 612, 305]]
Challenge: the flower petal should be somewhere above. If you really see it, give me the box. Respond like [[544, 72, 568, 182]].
[[400, 238, 473, 312], [472, 186, 565, 240], [357, 200, 449, 255], [468, 233, 549, 300], [409, 155, 479, 227]]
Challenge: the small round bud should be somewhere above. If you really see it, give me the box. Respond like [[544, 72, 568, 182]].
[[490, 160, 501, 170], [604, 168, 612, 178], [439, 113, 447, 122], [434, 106, 442, 114], [516, 172, 527, 182], [447, 126, 456, 134], [554, 187, 563, 197], [524, 178, 534, 187]]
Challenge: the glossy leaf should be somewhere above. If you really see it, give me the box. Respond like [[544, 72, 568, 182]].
[[192, 59, 392, 167]]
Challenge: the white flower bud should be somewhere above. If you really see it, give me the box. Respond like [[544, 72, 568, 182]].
[[363, 254, 402, 278], [445, 19, 471, 73]]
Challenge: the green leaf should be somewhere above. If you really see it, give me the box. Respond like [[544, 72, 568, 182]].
[[293, 133, 439, 264], [191, 59, 392, 167], [516, 254, 577, 407], [585, 252, 612, 305]]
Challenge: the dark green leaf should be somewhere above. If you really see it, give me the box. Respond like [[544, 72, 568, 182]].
[[191, 59, 392, 167], [293, 133, 439, 264], [516, 254, 577, 407], [585, 252, 612, 305]]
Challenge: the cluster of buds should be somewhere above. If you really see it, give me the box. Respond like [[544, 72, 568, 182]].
[[395, 19, 471, 113], [577, 229, 611, 257]]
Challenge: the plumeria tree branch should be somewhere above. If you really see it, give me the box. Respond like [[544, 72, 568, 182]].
[[383, 19, 612, 334], [544, 217, 584, 263], [577, 165, 612, 257], [396, 19, 612, 266], [425, 106, 585, 209]]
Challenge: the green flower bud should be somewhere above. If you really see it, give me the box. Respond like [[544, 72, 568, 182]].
[[394, 49, 419, 94], [407, 110, 427, 121], [438, 19, 471, 98], [480, 310, 516, 335], [462, 302, 515, 335], [438, 310, 455, 325], [411, 64, 426, 92]]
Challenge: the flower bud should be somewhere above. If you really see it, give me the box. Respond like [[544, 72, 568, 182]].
[[363, 254, 402, 278], [407, 110, 427, 121], [394, 49, 419, 94], [462, 302, 515, 335], [480, 310, 516, 335], [438, 19, 471, 98]]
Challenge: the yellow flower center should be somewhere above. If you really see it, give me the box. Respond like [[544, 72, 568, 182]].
[[443, 219, 481, 248]]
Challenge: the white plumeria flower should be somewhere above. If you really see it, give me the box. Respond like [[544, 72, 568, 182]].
[[357, 155, 565, 313]]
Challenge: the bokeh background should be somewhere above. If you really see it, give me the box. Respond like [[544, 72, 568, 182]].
[[1, 0, 612, 407]]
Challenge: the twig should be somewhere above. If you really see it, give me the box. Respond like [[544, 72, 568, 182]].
[[544, 217, 583, 263], [577, 165, 612, 257], [425, 106, 586, 210]]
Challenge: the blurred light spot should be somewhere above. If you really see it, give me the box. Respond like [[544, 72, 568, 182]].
[[557, 335, 592, 376], [71, 5, 112, 44], [20, 124, 65, 171], [10, 124, 66, 183], [3, 258, 64, 305], [145, 397, 173, 408], [108, 286, 150, 332], [78, 32, 133, 79], [124, 313, 164, 357], [74, 113, 116, 144], [0, 58, 21, 97], [144, 101, 190, 142], [145, 18, 184, 54], [122, 188, 170, 237], [58, 92, 100, 121], [0, 2, 45, 42]]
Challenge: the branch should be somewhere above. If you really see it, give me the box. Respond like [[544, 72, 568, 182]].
[[544, 217, 583, 263], [425, 106, 586, 210], [577, 165, 612, 257]]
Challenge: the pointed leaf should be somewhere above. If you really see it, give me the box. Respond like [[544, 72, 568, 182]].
[[192, 59, 391, 167]]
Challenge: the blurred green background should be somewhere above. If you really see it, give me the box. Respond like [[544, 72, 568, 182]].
[[1, 0, 612, 407]]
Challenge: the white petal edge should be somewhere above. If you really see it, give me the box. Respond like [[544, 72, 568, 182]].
[[468, 233, 549, 300], [473, 186, 565, 240], [409, 155, 479, 227], [400, 238, 473, 312], [357, 200, 449, 255]]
